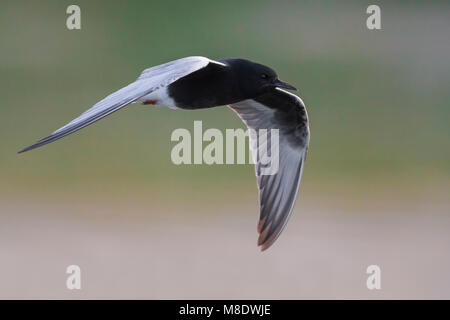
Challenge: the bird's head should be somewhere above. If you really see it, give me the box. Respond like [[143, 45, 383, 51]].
[[227, 59, 297, 97]]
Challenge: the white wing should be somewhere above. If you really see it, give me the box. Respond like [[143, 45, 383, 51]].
[[19, 56, 215, 153], [229, 88, 310, 250]]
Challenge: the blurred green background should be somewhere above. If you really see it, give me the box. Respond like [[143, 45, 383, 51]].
[[1, 0, 449, 199], [0, 0, 449, 299]]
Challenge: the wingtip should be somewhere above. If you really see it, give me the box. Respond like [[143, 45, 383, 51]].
[[258, 236, 275, 252], [257, 221, 284, 252], [17, 144, 37, 154], [17, 136, 54, 154], [257, 224, 274, 252], [258, 236, 277, 251]]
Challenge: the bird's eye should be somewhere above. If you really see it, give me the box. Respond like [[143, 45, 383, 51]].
[[260, 74, 268, 79]]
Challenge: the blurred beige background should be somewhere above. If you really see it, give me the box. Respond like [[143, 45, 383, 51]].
[[0, 1, 449, 299]]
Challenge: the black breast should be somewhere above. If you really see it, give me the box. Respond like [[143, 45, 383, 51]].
[[168, 62, 245, 109]]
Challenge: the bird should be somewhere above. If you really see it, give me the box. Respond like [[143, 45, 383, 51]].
[[18, 56, 310, 251]]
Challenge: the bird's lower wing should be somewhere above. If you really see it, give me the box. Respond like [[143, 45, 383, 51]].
[[19, 56, 214, 153], [229, 88, 310, 250]]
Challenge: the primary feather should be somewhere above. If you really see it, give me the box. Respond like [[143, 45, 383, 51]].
[[18, 56, 212, 153]]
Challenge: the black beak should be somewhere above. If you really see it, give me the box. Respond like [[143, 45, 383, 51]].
[[273, 78, 297, 91]]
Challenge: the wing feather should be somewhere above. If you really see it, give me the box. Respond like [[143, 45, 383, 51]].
[[18, 56, 212, 153], [229, 88, 309, 250]]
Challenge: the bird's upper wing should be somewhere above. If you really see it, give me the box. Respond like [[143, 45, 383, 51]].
[[19, 56, 218, 153], [229, 88, 309, 250]]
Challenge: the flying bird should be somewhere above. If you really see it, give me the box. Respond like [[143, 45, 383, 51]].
[[19, 56, 310, 250]]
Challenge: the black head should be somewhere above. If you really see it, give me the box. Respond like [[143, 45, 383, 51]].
[[221, 58, 297, 98]]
